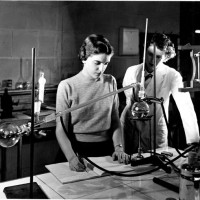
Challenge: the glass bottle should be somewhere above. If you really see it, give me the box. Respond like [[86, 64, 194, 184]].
[[179, 151, 200, 200], [34, 71, 46, 123], [38, 72, 46, 103]]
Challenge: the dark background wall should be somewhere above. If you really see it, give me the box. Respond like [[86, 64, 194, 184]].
[[61, 1, 180, 82], [0, 1, 180, 88], [179, 1, 200, 144]]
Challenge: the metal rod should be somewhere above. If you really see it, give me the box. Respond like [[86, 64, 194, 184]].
[[153, 43, 157, 154], [17, 137, 22, 178], [141, 18, 148, 90], [197, 56, 200, 80], [150, 118, 152, 155], [30, 47, 36, 198], [31, 83, 137, 129], [1, 147, 6, 181]]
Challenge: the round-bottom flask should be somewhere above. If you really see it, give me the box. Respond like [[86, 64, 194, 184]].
[[0, 122, 21, 148], [15, 58, 25, 90], [131, 100, 149, 118]]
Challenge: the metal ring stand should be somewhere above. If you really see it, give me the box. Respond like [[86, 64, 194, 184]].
[[2, 48, 47, 199], [129, 116, 152, 160]]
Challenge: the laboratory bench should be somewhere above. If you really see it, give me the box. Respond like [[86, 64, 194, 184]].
[[0, 170, 180, 199], [0, 147, 183, 200]]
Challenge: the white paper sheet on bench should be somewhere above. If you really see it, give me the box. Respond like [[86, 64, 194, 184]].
[[45, 156, 134, 184]]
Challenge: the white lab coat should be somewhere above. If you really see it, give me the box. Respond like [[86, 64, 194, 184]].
[[121, 63, 199, 153]]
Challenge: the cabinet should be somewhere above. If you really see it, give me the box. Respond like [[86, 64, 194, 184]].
[[0, 86, 59, 181]]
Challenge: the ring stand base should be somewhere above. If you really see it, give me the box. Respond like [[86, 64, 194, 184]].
[[130, 155, 172, 174], [132, 154, 144, 161], [3, 182, 48, 199]]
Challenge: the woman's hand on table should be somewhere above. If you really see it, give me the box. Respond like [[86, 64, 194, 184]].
[[69, 156, 87, 172], [112, 146, 130, 165]]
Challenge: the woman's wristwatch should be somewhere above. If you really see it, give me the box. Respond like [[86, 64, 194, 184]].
[[115, 144, 123, 148], [114, 144, 123, 151]]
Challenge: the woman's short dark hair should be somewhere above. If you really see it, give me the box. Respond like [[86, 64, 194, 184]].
[[148, 33, 176, 61], [78, 34, 114, 61]]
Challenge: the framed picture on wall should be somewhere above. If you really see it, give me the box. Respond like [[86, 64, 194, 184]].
[[119, 27, 139, 56]]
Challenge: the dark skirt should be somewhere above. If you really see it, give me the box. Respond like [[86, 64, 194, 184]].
[[55, 140, 114, 163], [75, 140, 114, 157]]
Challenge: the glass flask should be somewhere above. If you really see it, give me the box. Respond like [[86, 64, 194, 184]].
[[15, 58, 25, 90], [131, 100, 150, 118], [0, 122, 21, 148], [23, 60, 32, 90]]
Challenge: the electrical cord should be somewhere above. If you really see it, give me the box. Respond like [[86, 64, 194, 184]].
[[60, 114, 78, 153], [59, 115, 198, 177], [60, 116, 161, 176], [153, 152, 180, 173], [84, 156, 160, 177]]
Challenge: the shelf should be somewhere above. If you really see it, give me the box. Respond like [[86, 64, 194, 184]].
[[0, 87, 57, 96], [178, 87, 200, 92]]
